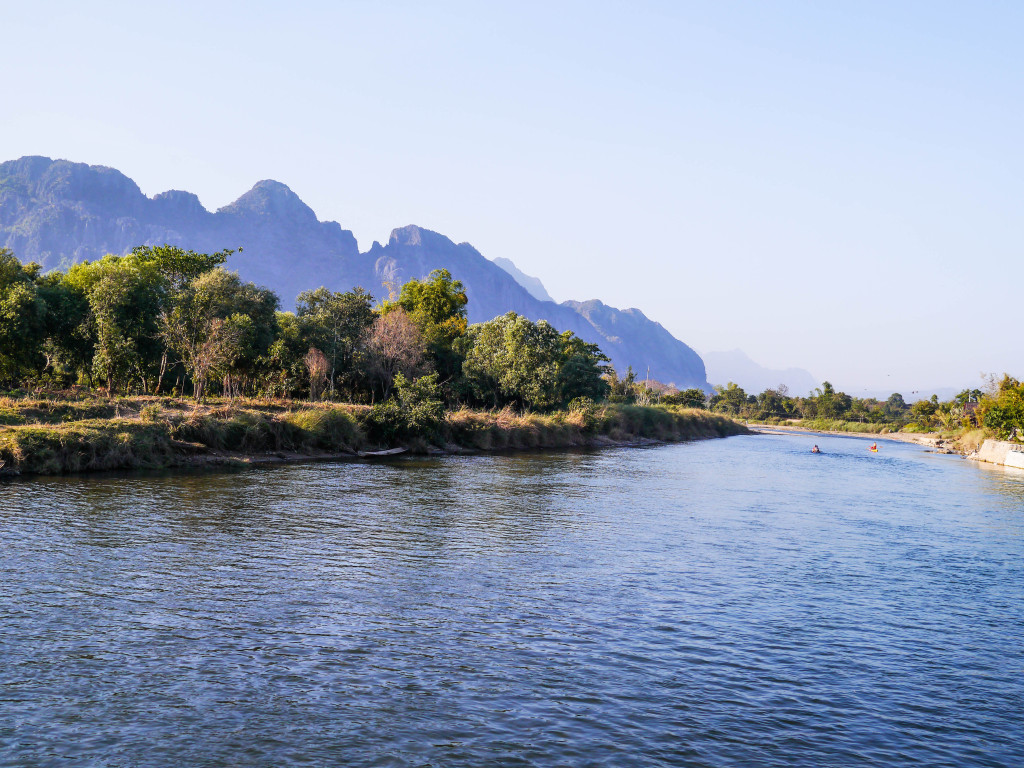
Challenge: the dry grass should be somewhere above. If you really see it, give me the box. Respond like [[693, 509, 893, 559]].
[[953, 428, 990, 454], [0, 395, 747, 476]]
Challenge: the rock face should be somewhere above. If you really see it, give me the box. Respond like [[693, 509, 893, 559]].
[[363, 225, 708, 387], [0, 157, 360, 305], [492, 257, 554, 302], [565, 299, 707, 389], [0, 156, 710, 389]]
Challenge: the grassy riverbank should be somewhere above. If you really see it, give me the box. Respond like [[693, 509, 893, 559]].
[[0, 395, 747, 477]]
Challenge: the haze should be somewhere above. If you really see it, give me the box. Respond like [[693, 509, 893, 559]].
[[3, 1, 1020, 392]]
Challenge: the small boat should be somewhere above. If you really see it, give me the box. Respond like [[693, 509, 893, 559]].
[[357, 447, 408, 458]]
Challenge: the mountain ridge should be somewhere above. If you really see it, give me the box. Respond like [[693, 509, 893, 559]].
[[0, 156, 709, 389]]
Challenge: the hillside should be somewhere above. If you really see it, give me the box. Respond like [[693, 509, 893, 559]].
[[0, 156, 710, 389], [492, 257, 554, 302], [702, 349, 819, 395]]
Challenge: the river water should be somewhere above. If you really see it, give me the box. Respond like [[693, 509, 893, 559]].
[[2, 433, 1023, 767]]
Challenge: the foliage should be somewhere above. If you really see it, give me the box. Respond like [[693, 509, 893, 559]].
[[662, 388, 708, 409], [706, 371, 1023, 442], [710, 382, 749, 415], [395, 372, 445, 432], [0, 249, 47, 383], [462, 313, 560, 410], [979, 375, 1024, 440], [462, 313, 609, 411], [364, 308, 427, 398], [383, 268, 468, 383], [296, 286, 375, 398], [159, 269, 270, 400], [363, 372, 445, 444]]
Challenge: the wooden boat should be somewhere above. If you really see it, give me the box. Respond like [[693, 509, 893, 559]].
[[357, 447, 408, 458]]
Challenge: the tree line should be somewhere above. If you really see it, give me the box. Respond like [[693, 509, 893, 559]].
[[694, 378, 1024, 439], [0, 245, 613, 412]]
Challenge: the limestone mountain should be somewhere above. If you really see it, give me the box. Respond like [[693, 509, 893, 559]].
[[491, 257, 554, 302], [701, 349, 819, 396], [0, 156, 710, 389]]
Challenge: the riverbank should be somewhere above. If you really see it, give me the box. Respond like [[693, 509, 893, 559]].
[[970, 439, 1024, 469], [748, 422, 970, 454], [0, 395, 747, 477]]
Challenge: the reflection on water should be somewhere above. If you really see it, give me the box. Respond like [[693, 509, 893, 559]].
[[2, 435, 1023, 767]]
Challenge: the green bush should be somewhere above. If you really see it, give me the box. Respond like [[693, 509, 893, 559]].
[[363, 399, 406, 445]]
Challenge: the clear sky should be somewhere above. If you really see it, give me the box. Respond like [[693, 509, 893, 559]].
[[3, 1, 1021, 392]]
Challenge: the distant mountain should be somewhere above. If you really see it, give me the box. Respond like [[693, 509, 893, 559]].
[[492, 257, 554, 302], [364, 226, 708, 387], [0, 156, 710, 389], [702, 349, 819, 395], [0, 156, 360, 309]]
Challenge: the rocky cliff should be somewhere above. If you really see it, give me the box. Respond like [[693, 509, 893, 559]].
[[0, 156, 709, 389], [0, 157, 360, 307]]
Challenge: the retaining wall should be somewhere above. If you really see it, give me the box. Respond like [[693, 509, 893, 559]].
[[974, 439, 1024, 468]]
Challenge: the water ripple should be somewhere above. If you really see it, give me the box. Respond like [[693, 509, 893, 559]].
[[1, 436, 1023, 766]]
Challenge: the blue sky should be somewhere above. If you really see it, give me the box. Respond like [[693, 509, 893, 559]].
[[3, 1, 1021, 392]]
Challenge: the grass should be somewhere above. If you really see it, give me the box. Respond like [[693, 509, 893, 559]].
[[792, 418, 895, 434], [0, 395, 748, 477]]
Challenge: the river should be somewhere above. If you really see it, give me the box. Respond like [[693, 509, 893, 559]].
[[2, 433, 1023, 767]]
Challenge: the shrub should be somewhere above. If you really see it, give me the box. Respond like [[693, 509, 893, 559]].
[[140, 403, 162, 422], [395, 372, 444, 435], [363, 399, 406, 445]]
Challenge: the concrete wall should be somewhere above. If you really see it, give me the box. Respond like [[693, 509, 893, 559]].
[[975, 439, 1024, 467]]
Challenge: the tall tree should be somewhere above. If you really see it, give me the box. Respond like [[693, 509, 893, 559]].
[[384, 269, 468, 383], [63, 255, 164, 392], [364, 308, 426, 398], [296, 286, 375, 398], [129, 244, 237, 393], [159, 269, 271, 400], [556, 331, 610, 404], [0, 249, 47, 385], [462, 312, 564, 411]]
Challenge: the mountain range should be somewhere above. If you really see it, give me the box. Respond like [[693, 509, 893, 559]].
[[0, 156, 709, 389], [701, 349, 820, 396]]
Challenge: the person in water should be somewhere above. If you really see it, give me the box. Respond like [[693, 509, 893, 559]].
[[811, 445, 821, 453]]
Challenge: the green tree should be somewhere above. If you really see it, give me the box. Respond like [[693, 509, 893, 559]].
[[814, 381, 851, 419], [980, 375, 1024, 439], [130, 245, 237, 393], [663, 387, 708, 409], [556, 331, 610, 404], [263, 311, 308, 398], [462, 312, 563, 410], [884, 392, 908, 418], [160, 269, 274, 400], [35, 271, 94, 386], [0, 249, 47, 384], [711, 382, 748, 415], [128, 244, 234, 292], [63, 255, 165, 392], [296, 286, 375, 398], [385, 269, 468, 383], [605, 367, 639, 404]]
